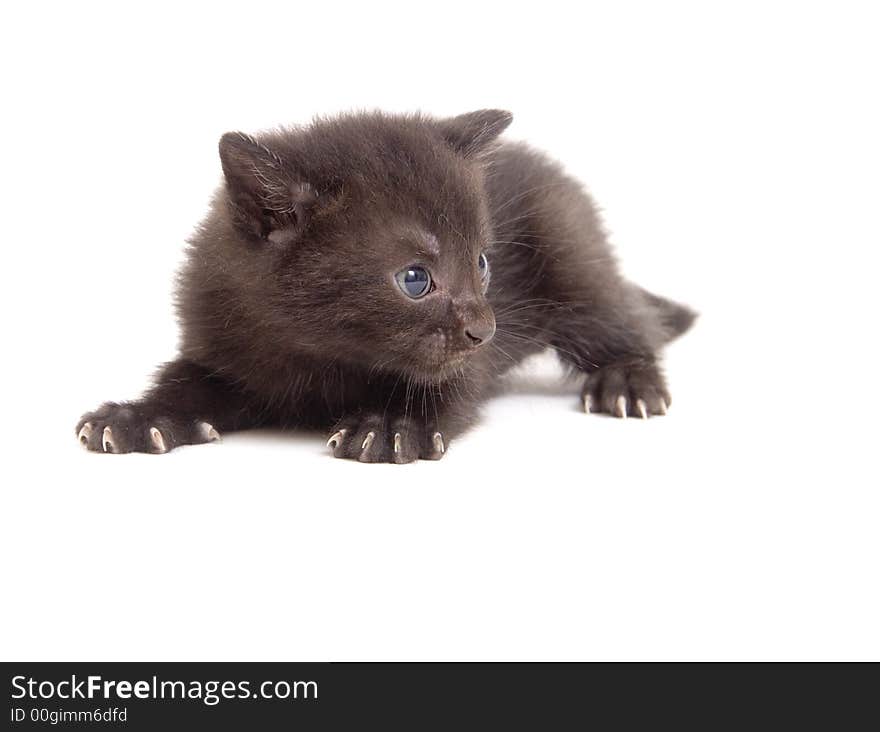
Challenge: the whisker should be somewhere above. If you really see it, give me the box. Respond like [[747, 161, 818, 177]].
[[495, 326, 589, 365]]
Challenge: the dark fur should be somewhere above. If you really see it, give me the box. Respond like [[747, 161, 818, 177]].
[[76, 110, 695, 462]]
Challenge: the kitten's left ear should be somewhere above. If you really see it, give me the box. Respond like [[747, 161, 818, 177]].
[[219, 131, 315, 243], [437, 109, 513, 157]]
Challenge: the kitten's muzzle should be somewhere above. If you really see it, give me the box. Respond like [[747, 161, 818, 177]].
[[463, 316, 495, 348]]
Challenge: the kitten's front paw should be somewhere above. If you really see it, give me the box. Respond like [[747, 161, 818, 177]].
[[76, 402, 220, 454], [326, 414, 446, 464], [582, 362, 671, 419]]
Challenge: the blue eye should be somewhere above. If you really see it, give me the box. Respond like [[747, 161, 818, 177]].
[[395, 266, 432, 298], [478, 252, 490, 287]]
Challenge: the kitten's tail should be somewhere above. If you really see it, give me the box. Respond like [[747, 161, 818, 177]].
[[638, 287, 698, 342]]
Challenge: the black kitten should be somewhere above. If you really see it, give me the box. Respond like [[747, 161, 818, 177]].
[[76, 110, 695, 463]]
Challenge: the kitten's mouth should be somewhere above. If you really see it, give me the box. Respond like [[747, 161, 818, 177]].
[[405, 354, 468, 383], [395, 330, 476, 383], [439, 354, 467, 375]]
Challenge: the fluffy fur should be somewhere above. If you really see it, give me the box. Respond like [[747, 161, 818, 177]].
[[76, 110, 695, 462]]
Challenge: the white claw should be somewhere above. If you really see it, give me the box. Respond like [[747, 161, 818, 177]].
[[361, 431, 375, 451], [583, 394, 592, 414], [149, 427, 167, 453], [198, 421, 220, 442], [659, 399, 668, 415], [615, 395, 628, 419], [432, 432, 445, 454], [636, 399, 648, 420], [78, 422, 92, 445], [102, 426, 114, 453], [393, 433, 402, 454], [326, 429, 345, 448]]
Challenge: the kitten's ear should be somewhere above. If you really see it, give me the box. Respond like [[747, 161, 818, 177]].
[[437, 109, 513, 157], [218, 132, 315, 243]]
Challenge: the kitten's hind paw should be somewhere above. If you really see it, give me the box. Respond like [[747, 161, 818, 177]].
[[327, 415, 445, 464], [76, 403, 220, 454], [582, 362, 671, 419]]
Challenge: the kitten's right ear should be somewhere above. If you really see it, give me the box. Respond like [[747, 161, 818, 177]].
[[437, 109, 513, 157], [219, 132, 315, 243]]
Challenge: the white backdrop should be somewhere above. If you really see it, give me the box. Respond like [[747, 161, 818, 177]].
[[1, 1, 878, 660]]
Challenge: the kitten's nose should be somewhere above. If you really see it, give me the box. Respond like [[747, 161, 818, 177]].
[[464, 317, 496, 347]]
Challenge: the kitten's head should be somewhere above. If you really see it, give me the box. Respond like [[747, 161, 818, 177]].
[[215, 110, 512, 382]]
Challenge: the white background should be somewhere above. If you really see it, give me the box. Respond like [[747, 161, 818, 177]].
[[1, 1, 878, 660]]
